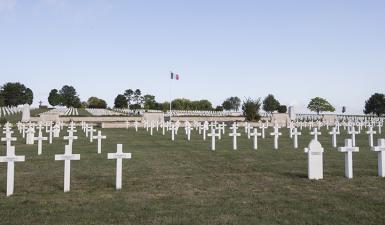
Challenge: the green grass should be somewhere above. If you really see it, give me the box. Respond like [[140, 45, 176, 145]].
[[1, 126, 385, 225]]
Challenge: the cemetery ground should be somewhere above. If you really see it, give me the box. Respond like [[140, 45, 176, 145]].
[[1, 127, 385, 225]]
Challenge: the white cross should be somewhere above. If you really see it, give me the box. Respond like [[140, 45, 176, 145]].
[[202, 123, 208, 141], [292, 128, 302, 149], [207, 128, 220, 151], [260, 123, 268, 139], [338, 139, 359, 179], [378, 123, 382, 135], [371, 139, 385, 177], [348, 126, 359, 146], [366, 126, 377, 148], [250, 128, 262, 150], [329, 127, 340, 148], [55, 145, 80, 192], [310, 128, 321, 142], [33, 131, 48, 155], [134, 121, 139, 132], [270, 125, 282, 150], [89, 126, 96, 142], [185, 125, 193, 141], [229, 125, 241, 150], [93, 130, 107, 154], [47, 125, 53, 144], [64, 132, 78, 149], [1, 132, 17, 148], [0, 145, 25, 196], [170, 124, 177, 141], [107, 144, 131, 190]]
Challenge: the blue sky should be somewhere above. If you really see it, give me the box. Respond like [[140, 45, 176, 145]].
[[0, 0, 384, 113]]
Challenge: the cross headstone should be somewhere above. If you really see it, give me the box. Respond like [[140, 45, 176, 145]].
[[207, 128, 220, 151], [93, 131, 107, 154], [229, 124, 241, 150], [338, 139, 359, 179], [292, 128, 302, 149], [0, 145, 25, 196], [107, 144, 131, 190], [366, 126, 377, 148], [55, 145, 80, 192], [348, 126, 359, 147], [250, 128, 261, 150], [33, 131, 48, 155], [310, 128, 321, 142], [304, 140, 324, 180], [371, 139, 385, 177], [64, 132, 78, 149], [270, 125, 282, 150], [329, 127, 340, 148]]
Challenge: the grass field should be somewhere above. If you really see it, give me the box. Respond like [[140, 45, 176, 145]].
[[1, 126, 385, 225]]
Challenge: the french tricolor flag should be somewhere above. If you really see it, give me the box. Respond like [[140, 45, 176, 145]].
[[170, 72, 180, 80]]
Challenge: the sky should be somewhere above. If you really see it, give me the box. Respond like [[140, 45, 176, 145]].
[[0, 0, 384, 114]]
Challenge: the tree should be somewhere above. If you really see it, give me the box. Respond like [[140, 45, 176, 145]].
[[133, 89, 143, 105], [198, 100, 213, 111], [215, 106, 224, 111], [124, 89, 134, 106], [87, 97, 107, 109], [48, 89, 62, 106], [222, 97, 241, 111], [364, 93, 385, 117], [242, 98, 261, 121], [143, 94, 156, 109], [277, 105, 287, 113], [262, 94, 280, 114], [114, 94, 128, 108], [0, 82, 34, 106], [307, 97, 335, 114], [59, 85, 81, 108], [0, 95, 4, 107]]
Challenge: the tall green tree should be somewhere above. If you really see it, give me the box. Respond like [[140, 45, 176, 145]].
[[222, 97, 241, 111], [0, 82, 34, 106], [364, 93, 385, 117], [59, 85, 81, 108], [124, 89, 134, 106], [114, 94, 128, 108], [87, 97, 107, 109], [143, 94, 157, 109], [307, 97, 335, 114], [133, 89, 143, 105], [242, 98, 262, 121], [48, 89, 62, 106], [262, 94, 280, 114]]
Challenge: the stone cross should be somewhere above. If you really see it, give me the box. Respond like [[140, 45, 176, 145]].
[[89, 126, 96, 143], [134, 121, 139, 132], [202, 123, 208, 141], [250, 128, 262, 150], [304, 140, 324, 180], [93, 131, 106, 154], [229, 125, 241, 150], [310, 128, 321, 141], [329, 127, 340, 148], [170, 124, 177, 141], [366, 126, 376, 148], [292, 128, 302, 149], [1, 132, 17, 149], [55, 145, 80, 192], [64, 132, 78, 149], [26, 127, 35, 145], [260, 123, 267, 139], [47, 125, 53, 144], [108, 144, 131, 190], [34, 131, 48, 155], [270, 125, 282, 150], [371, 139, 385, 177], [185, 124, 193, 141], [0, 145, 25, 196], [348, 126, 359, 146], [207, 128, 220, 151], [338, 139, 359, 179]]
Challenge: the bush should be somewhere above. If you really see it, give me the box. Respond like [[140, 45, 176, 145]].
[[277, 105, 287, 113], [0, 117, 7, 126], [242, 98, 261, 121]]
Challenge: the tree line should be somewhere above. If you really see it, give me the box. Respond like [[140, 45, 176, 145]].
[[1, 82, 385, 120]]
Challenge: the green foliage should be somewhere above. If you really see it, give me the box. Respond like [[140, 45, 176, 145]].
[[242, 98, 261, 121], [0, 95, 5, 107], [172, 98, 213, 111], [124, 89, 134, 105], [277, 105, 287, 113], [56, 85, 82, 108], [0, 82, 34, 106], [48, 89, 62, 106], [222, 97, 241, 111], [307, 97, 335, 114], [87, 97, 107, 109], [114, 94, 128, 108], [262, 94, 280, 113], [143, 94, 157, 110], [0, 117, 7, 125], [215, 106, 224, 111], [133, 89, 143, 105], [364, 93, 385, 117]]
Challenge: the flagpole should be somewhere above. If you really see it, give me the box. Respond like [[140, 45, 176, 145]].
[[169, 71, 173, 123]]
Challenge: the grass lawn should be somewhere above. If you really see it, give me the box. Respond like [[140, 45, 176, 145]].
[[1, 126, 385, 225]]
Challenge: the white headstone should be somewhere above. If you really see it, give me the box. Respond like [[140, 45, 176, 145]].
[[107, 144, 131, 190], [304, 140, 324, 180], [21, 104, 30, 122], [371, 139, 385, 177], [55, 145, 80, 192], [0, 145, 25, 196], [338, 139, 359, 179]]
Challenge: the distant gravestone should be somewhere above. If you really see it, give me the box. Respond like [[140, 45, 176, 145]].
[[21, 104, 30, 122], [304, 140, 324, 180]]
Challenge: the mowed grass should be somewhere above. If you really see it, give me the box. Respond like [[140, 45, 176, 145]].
[[0, 126, 385, 225]]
